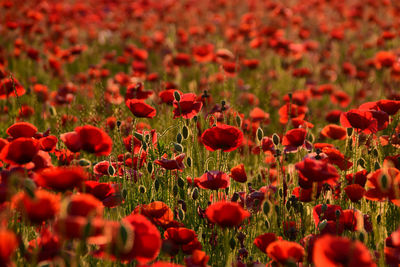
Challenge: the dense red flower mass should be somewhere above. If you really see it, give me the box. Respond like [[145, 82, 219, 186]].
[[173, 93, 203, 119], [126, 99, 156, 118], [195, 171, 230, 190], [201, 124, 243, 152], [313, 235, 376, 267], [206, 201, 250, 227]]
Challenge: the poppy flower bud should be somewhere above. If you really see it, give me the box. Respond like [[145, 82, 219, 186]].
[[178, 177, 185, 188], [319, 219, 328, 231], [173, 185, 178, 195], [178, 208, 185, 220], [346, 128, 353, 136], [23, 178, 37, 198], [117, 120, 121, 128], [122, 188, 127, 199], [174, 91, 181, 102], [377, 214, 381, 224], [176, 133, 183, 144], [108, 165, 115, 176], [193, 115, 198, 122], [257, 128, 263, 141], [154, 179, 160, 191], [321, 203, 328, 212], [358, 158, 365, 168], [174, 143, 183, 153], [147, 162, 153, 174], [263, 201, 271, 216], [229, 238, 236, 249], [374, 162, 380, 171], [186, 157, 192, 167], [79, 158, 91, 167], [236, 114, 242, 127], [182, 126, 189, 139], [192, 188, 199, 200], [49, 106, 57, 116], [231, 192, 240, 202], [359, 232, 365, 243], [272, 133, 280, 146], [335, 209, 341, 218], [139, 185, 146, 193], [265, 219, 270, 229]]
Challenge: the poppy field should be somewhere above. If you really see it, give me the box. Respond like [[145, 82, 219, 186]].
[[2, 0, 400, 266]]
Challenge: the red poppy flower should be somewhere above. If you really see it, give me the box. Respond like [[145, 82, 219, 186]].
[[154, 154, 185, 171], [122, 214, 162, 263], [0, 77, 26, 99], [296, 158, 339, 188], [6, 122, 37, 139], [292, 186, 322, 202], [320, 124, 347, 140], [39, 135, 58, 152], [125, 83, 153, 100], [325, 110, 342, 123], [313, 204, 344, 235], [201, 124, 243, 152], [254, 233, 278, 253], [67, 193, 103, 217], [376, 99, 400, 116], [126, 99, 156, 118], [184, 250, 209, 267], [11, 189, 60, 224], [206, 201, 250, 227], [365, 167, 400, 206], [345, 170, 368, 187], [192, 44, 214, 63], [278, 103, 308, 124], [313, 235, 376, 267], [195, 171, 230, 190], [282, 128, 310, 152], [374, 51, 396, 69], [266, 240, 304, 264], [322, 147, 353, 171], [230, 164, 247, 183], [55, 216, 105, 240], [83, 181, 122, 208], [249, 107, 270, 123], [93, 161, 119, 177], [134, 201, 174, 228], [344, 184, 366, 202], [35, 166, 88, 192], [164, 227, 202, 255], [173, 93, 203, 119], [159, 90, 183, 105], [340, 109, 378, 134], [385, 227, 400, 266], [0, 229, 18, 265], [0, 137, 39, 167], [61, 125, 112, 156]]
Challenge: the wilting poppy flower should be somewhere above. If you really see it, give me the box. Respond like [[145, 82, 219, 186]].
[[122, 214, 161, 263], [266, 240, 304, 264], [201, 124, 243, 152], [320, 124, 347, 140], [134, 201, 174, 228], [0, 137, 39, 167], [12, 189, 60, 224], [35, 166, 88, 191], [126, 99, 156, 118], [340, 109, 378, 134], [195, 171, 230, 190], [254, 233, 278, 253], [206, 201, 250, 227], [313, 235, 376, 267], [230, 164, 247, 183], [6, 122, 37, 139], [61, 125, 112, 156], [282, 128, 311, 152], [154, 154, 185, 171], [173, 93, 203, 119], [0, 229, 18, 265], [67, 193, 103, 217], [344, 184, 366, 202]]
